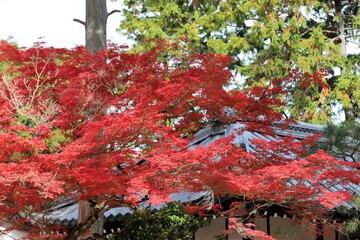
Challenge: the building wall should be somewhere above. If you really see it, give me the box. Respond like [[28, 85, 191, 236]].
[[195, 217, 226, 239], [195, 216, 353, 240], [348, 228, 360, 240], [266, 216, 313, 240]]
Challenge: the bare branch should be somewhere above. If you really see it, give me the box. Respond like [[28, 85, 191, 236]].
[[346, 34, 360, 39], [300, 28, 312, 37], [107, 9, 121, 17], [322, 29, 338, 34], [73, 18, 86, 26], [299, 26, 338, 38], [346, 39, 360, 47]]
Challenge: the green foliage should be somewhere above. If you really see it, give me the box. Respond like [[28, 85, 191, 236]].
[[16, 115, 36, 128], [332, 53, 360, 118], [345, 196, 360, 233], [345, 218, 360, 233], [120, 0, 360, 123], [213, 234, 228, 240], [0, 61, 10, 73], [315, 122, 360, 163], [107, 202, 211, 240], [45, 129, 72, 152]]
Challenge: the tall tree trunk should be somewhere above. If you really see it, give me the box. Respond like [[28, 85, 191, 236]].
[[77, 201, 105, 240], [335, 0, 355, 121], [74, 1, 108, 239], [73, 0, 124, 237], [85, 0, 107, 53], [64, 201, 107, 240], [77, 2, 107, 235]]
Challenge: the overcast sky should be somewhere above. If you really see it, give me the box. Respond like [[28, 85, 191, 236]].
[[0, 0, 128, 48], [0, 0, 358, 53]]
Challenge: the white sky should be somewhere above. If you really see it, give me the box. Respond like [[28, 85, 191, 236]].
[[0, 0, 358, 53], [0, 0, 129, 48]]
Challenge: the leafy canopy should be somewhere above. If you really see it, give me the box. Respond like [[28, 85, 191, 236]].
[[0, 41, 358, 239], [120, 0, 360, 123]]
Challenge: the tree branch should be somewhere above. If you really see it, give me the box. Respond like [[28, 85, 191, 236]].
[[73, 18, 86, 26], [107, 9, 121, 17], [300, 28, 312, 37], [346, 34, 360, 39], [346, 39, 360, 47], [322, 29, 338, 34]]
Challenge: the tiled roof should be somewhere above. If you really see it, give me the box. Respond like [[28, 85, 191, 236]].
[[46, 192, 208, 227], [191, 122, 325, 149], [191, 122, 359, 212]]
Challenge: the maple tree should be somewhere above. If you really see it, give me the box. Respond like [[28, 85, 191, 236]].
[[0, 40, 359, 240]]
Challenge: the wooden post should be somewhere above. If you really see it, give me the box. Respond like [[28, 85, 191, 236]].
[[266, 215, 270, 236]]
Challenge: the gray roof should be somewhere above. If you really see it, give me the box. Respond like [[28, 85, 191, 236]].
[[46, 192, 208, 227], [191, 122, 359, 212], [191, 122, 325, 149]]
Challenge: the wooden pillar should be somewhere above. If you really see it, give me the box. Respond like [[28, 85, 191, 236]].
[[225, 217, 229, 240], [335, 229, 339, 240], [266, 215, 271, 236]]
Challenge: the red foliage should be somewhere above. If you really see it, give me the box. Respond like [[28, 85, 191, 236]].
[[0, 41, 358, 239]]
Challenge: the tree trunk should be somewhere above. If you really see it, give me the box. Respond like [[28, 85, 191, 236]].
[[64, 201, 107, 240], [77, 201, 105, 240], [76, 1, 108, 238], [85, 0, 107, 53], [334, 0, 355, 121]]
